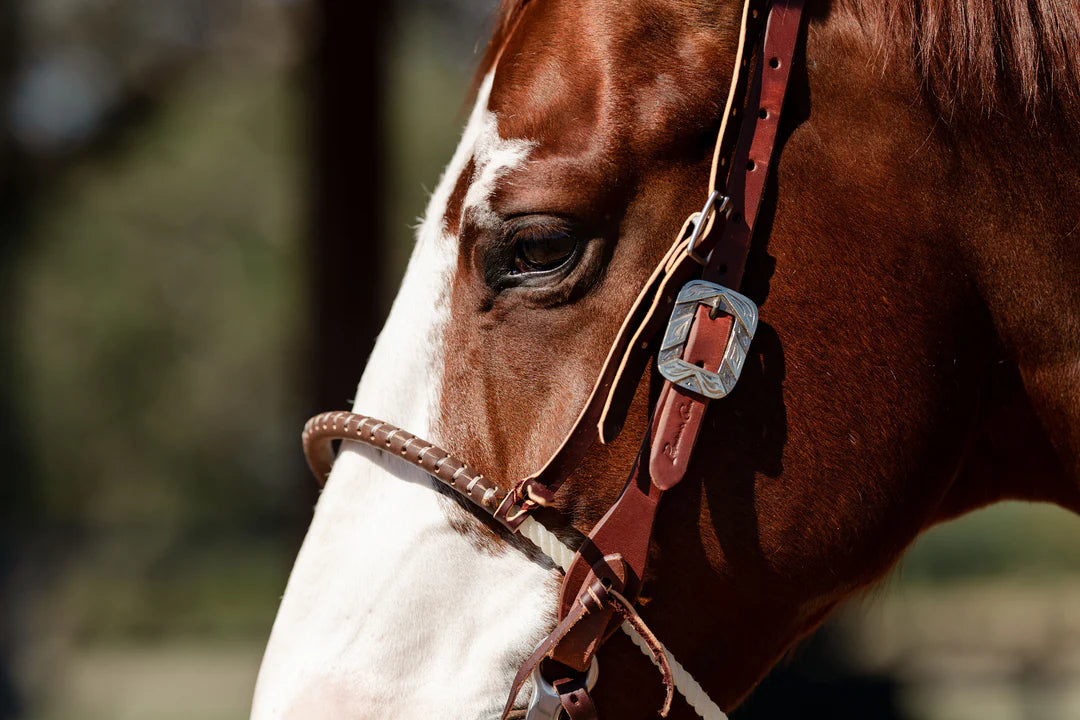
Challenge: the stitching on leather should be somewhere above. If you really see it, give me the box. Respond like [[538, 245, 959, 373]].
[[418, 445, 436, 464], [451, 465, 467, 485], [401, 437, 420, 456], [466, 474, 482, 493]]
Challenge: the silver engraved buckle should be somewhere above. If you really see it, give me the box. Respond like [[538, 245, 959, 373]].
[[657, 280, 758, 399]]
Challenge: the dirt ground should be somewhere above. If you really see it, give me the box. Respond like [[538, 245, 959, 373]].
[[29, 642, 263, 720]]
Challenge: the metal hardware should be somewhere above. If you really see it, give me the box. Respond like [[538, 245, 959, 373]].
[[525, 656, 600, 720], [657, 280, 758, 399], [685, 190, 730, 264]]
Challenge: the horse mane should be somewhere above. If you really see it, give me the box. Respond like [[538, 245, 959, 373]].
[[840, 0, 1080, 125], [474, 0, 1080, 127]]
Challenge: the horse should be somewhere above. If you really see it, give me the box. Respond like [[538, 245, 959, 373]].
[[250, 0, 1080, 717]]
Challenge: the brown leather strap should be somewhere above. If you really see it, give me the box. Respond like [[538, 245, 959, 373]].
[[495, 0, 804, 531], [546, 553, 629, 673], [645, 0, 805, 530], [650, 305, 735, 490], [706, 0, 804, 287], [555, 676, 599, 720], [496, 222, 740, 525], [500, 577, 614, 720], [493, 0, 777, 523], [499, 574, 674, 720], [494, 230, 699, 526]]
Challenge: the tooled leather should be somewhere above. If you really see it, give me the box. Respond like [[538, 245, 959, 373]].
[[650, 306, 735, 490]]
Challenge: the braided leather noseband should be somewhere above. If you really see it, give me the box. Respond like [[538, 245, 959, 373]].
[[304, 413, 504, 511], [302, 1, 806, 717]]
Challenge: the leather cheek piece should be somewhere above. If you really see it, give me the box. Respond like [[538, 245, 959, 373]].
[[551, 556, 630, 672], [650, 306, 735, 491]]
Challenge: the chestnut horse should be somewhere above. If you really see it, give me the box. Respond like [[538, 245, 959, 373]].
[[251, 0, 1080, 717]]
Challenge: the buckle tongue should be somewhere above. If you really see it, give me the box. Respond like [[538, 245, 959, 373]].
[[657, 280, 758, 399], [684, 190, 730, 264]]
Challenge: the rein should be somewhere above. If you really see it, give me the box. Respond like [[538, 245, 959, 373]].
[[302, 1, 806, 717]]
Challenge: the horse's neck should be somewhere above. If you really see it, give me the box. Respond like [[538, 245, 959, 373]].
[[938, 130, 1080, 517], [811, 4, 1080, 518]]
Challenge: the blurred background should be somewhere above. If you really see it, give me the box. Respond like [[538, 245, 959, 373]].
[[1, 1, 1078, 719]]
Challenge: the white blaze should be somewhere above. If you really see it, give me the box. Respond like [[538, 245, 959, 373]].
[[251, 73, 556, 719]]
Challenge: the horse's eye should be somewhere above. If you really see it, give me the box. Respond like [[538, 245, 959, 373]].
[[513, 229, 577, 274]]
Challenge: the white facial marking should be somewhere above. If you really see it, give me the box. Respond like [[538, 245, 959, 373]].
[[463, 108, 534, 230], [251, 73, 556, 720]]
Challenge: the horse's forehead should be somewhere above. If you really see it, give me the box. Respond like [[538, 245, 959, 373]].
[[484, 0, 731, 155]]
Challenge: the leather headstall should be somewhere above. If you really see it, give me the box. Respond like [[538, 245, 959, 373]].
[[301, 1, 806, 718]]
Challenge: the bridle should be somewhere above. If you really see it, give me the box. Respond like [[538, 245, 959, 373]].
[[301, 0, 806, 717]]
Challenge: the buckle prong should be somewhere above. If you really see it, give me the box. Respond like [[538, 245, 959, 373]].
[[685, 190, 730, 265]]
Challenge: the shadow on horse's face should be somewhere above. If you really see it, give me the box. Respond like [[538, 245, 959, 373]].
[[254, 0, 1080, 717]]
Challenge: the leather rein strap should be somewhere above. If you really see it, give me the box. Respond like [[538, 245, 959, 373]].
[[301, 1, 805, 718]]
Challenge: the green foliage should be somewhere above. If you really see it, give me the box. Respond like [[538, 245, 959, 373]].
[[13, 57, 305, 645], [901, 501, 1080, 582], [15, 62, 304, 537], [383, 9, 473, 280]]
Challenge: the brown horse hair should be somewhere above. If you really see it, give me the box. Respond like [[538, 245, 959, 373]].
[[844, 0, 1080, 125], [470, 0, 530, 100], [475, 0, 1080, 127]]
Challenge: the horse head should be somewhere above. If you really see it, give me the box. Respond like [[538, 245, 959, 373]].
[[252, 0, 1080, 717]]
